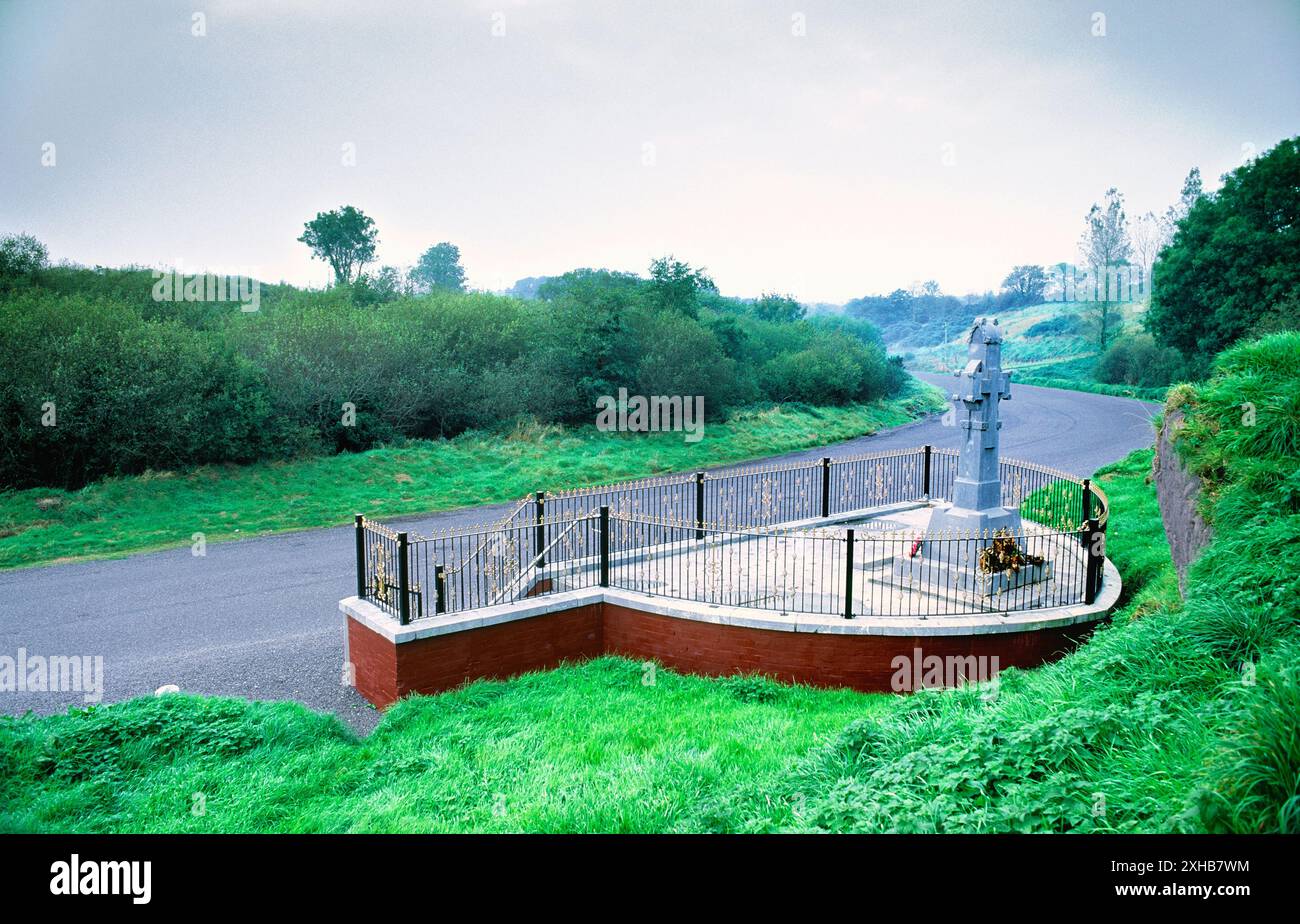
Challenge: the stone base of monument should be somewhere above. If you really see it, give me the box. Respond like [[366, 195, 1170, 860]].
[[891, 546, 1055, 602], [923, 502, 1022, 537], [889, 500, 1060, 600]]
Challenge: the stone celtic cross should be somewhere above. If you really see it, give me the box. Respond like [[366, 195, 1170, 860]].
[[953, 317, 1012, 513], [929, 317, 1019, 536]]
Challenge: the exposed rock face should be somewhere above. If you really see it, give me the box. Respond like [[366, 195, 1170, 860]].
[[1153, 408, 1213, 597]]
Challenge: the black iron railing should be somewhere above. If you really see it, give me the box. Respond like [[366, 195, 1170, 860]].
[[354, 445, 1110, 623], [604, 513, 1094, 618]]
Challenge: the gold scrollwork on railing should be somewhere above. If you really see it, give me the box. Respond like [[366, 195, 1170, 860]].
[[368, 539, 393, 607]]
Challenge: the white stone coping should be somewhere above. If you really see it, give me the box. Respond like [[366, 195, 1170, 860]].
[[340, 555, 1120, 645]]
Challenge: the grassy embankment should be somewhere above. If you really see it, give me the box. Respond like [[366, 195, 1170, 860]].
[[3, 333, 1295, 833], [0, 381, 946, 570]]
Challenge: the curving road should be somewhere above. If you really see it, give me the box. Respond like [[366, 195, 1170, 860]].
[[0, 375, 1158, 733]]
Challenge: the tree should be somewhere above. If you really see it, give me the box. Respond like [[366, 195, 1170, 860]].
[[886, 287, 911, 317], [707, 314, 748, 359], [1000, 265, 1047, 305], [409, 242, 467, 293], [0, 233, 49, 280], [1130, 212, 1162, 297], [537, 268, 641, 304], [1148, 138, 1300, 364], [904, 281, 941, 321], [1043, 261, 1077, 302], [752, 292, 805, 323], [506, 276, 549, 300], [647, 255, 715, 318], [352, 265, 406, 306], [1079, 187, 1132, 351], [1160, 167, 1203, 245], [297, 206, 378, 285]]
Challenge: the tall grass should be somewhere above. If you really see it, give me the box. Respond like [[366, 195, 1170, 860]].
[[0, 661, 885, 833]]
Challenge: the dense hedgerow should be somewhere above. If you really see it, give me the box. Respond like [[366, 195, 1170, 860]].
[[0, 267, 905, 489]]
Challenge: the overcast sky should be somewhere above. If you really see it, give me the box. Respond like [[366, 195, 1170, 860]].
[[2, 0, 1297, 302]]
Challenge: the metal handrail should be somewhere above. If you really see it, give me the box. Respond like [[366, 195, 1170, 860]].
[[1090, 482, 1111, 529], [487, 514, 591, 606], [439, 495, 534, 578]]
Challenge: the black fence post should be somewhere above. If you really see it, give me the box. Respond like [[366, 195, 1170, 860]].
[[843, 528, 856, 619], [599, 506, 610, 588], [354, 514, 366, 599], [534, 490, 546, 568], [1081, 478, 1092, 525], [694, 472, 706, 539], [1084, 518, 1102, 604], [435, 564, 446, 614], [922, 445, 933, 498], [821, 457, 831, 517], [397, 531, 411, 625]]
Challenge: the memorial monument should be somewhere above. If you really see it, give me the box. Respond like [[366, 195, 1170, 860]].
[[929, 317, 1018, 536], [896, 317, 1053, 597]]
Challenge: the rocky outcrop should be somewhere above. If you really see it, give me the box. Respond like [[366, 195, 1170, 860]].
[[1153, 408, 1213, 597]]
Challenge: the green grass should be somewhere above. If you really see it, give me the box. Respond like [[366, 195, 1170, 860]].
[[0, 380, 947, 570], [1012, 354, 1100, 380], [1015, 375, 1170, 402], [0, 661, 886, 833], [2, 431, 1295, 832], [711, 335, 1298, 834]]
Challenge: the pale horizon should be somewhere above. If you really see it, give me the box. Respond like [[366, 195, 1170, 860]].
[[2, 0, 1297, 303]]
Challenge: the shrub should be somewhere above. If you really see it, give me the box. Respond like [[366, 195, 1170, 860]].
[[0, 233, 49, 284], [1096, 333, 1189, 387], [1025, 313, 1084, 337], [1148, 136, 1300, 361], [632, 310, 739, 415]]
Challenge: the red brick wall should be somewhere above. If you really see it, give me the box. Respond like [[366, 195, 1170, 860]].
[[348, 599, 1095, 707], [603, 604, 1086, 691], [395, 603, 602, 700], [348, 616, 399, 708], [352, 604, 603, 706]]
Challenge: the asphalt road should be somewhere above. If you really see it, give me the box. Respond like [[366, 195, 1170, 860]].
[[0, 375, 1159, 733]]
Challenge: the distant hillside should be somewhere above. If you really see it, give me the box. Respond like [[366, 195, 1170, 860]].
[[897, 300, 1150, 375]]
